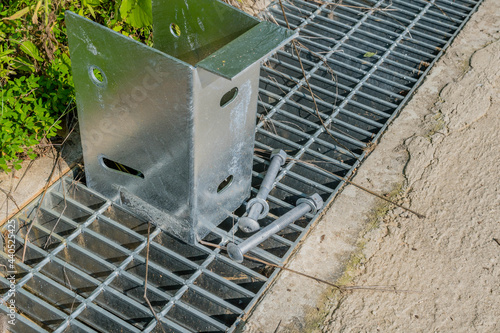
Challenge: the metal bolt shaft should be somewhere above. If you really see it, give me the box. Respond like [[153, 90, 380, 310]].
[[228, 193, 323, 263], [247, 204, 262, 222], [238, 149, 287, 233], [256, 149, 287, 201]]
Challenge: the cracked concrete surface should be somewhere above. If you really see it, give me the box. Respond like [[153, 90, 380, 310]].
[[321, 37, 500, 331], [244, 0, 500, 332]]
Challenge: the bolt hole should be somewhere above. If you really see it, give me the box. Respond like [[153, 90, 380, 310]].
[[217, 175, 233, 193], [89, 66, 106, 87], [100, 156, 144, 179], [170, 23, 181, 37], [220, 87, 238, 108]]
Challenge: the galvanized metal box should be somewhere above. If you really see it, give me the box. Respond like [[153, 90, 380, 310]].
[[66, 0, 295, 243]]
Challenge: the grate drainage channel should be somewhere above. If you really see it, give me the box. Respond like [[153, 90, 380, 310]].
[[0, 0, 482, 332]]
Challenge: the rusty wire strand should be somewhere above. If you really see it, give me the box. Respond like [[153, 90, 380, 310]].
[[290, 158, 425, 218], [273, 0, 425, 218], [143, 221, 167, 333], [277, 0, 360, 160], [198, 240, 418, 293]]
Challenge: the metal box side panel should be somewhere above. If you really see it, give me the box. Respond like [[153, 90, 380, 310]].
[[152, 0, 258, 65], [197, 21, 297, 79], [191, 65, 260, 240], [66, 12, 195, 228]]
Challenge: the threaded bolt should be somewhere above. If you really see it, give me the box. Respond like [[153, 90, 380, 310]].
[[229, 193, 323, 262], [239, 149, 287, 233]]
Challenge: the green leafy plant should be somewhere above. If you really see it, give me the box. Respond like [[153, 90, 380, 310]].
[[363, 51, 377, 58], [0, 0, 157, 173], [117, 0, 152, 29], [1, 75, 63, 172], [0, 0, 238, 173]]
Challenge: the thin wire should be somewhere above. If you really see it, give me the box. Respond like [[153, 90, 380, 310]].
[[277, 0, 360, 161], [199, 240, 418, 293], [274, 0, 424, 218], [143, 221, 167, 333], [292, 158, 425, 218]]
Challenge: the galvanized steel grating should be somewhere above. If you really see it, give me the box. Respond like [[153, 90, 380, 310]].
[[0, 0, 482, 332]]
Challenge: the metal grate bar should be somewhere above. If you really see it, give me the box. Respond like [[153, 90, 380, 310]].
[[285, 12, 437, 63], [317, 5, 446, 51], [290, 37, 420, 83], [269, 1, 424, 188], [3, 203, 110, 297], [395, 0, 468, 18], [55, 234, 161, 331], [256, 0, 388, 124]]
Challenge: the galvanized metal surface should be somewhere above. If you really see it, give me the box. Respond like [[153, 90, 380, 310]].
[[0, 0, 483, 332], [228, 193, 323, 263], [66, 0, 294, 244], [239, 149, 286, 233], [153, 0, 258, 66]]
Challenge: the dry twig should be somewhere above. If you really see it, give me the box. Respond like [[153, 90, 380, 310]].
[[277, 0, 359, 160], [199, 240, 418, 293], [272, 0, 425, 219], [21, 149, 61, 263], [292, 158, 425, 218], [143, 221, 166, 333]]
